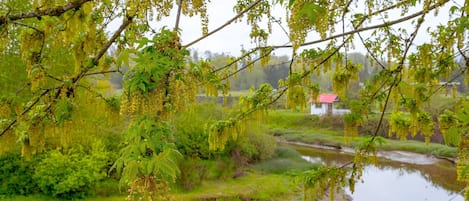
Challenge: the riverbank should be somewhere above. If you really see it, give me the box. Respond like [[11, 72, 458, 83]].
[[281, 140, 451, 165], [268, 110, 458, 159]]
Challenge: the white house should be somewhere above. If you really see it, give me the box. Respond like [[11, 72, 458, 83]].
[[309, 94, 350, 116]]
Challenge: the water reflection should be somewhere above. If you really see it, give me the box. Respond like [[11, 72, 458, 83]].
[[285, 143, 465, 201], [347, 166, 463, 201]]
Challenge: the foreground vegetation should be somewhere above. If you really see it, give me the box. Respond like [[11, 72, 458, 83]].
[[1, 107, 461, 201], [0, 104, 316, 200], [0, 146, 312, 201]]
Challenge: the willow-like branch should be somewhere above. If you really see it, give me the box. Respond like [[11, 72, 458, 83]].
[[271, 0, 448, 49], [211, 0, 446, 77], [351, 5, 430, 164], [183, 0, 263, 48], [356, 31, 387, 70], [211, 47, 262, 73], [220, 50, 275, 81], [74, 16, 133, 83], [424, 47, 469, 101], [0, 16, 133, 137], [0, 0, 92, 25]]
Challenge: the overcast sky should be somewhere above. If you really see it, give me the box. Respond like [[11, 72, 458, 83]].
[[118, 0, 464, 57]]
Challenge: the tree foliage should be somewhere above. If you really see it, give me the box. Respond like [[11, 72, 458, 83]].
[[1, 0, 469, 200]]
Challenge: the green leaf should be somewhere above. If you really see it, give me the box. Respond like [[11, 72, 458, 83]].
[[461, 165, 469, 178], [117, 49, 130, 67], [299, 2, 325, 22], [450, 6, 459, 14]]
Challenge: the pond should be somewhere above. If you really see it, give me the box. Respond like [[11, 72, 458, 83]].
[[284, 143, 465, 201]]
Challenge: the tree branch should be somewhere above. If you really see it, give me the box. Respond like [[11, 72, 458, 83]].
[[0, 16, 133, 138], [183, 0, 263, 48], [174, 0, 183, 32], [212, 47, 261, 73], [11, 21, 44, 34], [0, 89, 51, 137], [77, 84, 109, 103], [219, 48, 274, 81], [0, 0, 92, 25], [84, 70, 122, 76], [271, 0, 448, 49], [357, 31, 387, 70], [74, 16, 133, 83]]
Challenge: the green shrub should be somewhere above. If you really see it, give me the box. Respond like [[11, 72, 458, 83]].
[[173, 103, 226, 159], [317, 115, 344, 129], [275, 146, 302, 158], [33, 142, 110, 199], [94, 178, 122, 197], [359, 116, 390, 137], [0, 153, 37, 196], [177, 158, 208, 190], [236, 130, 276, 162], [253, 147, 319, 174]]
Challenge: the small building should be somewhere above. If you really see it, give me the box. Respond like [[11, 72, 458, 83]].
[[309, 94, 350, 116]]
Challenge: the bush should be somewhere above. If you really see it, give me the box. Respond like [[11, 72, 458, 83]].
[[253, 146, 318, 174], [359, 116, 390, 137], [235, 129, 276, 162], [177, 158, 208, 190], [177, 157, 237, 190], [173, 103, 226, 159], [316, 115, 344, 129], [0, 153, 37, 196], [33, 142, 111, 199]]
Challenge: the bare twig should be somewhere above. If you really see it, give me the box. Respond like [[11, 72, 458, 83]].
[[269, 17, 289, 39], [84, 70, 122, 76], [174, 0, 183, 32]]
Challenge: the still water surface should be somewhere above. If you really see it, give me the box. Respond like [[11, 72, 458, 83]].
[[286, 143, 465, 201]]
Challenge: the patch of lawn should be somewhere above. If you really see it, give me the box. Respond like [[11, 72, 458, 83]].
[[173, 172, 300, 201]]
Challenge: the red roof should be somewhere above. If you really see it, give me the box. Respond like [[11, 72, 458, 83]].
[[309, 94, 338, 104]]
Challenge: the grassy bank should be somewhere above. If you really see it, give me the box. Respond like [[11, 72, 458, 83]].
[[268, 110, 458, 158], [1, 174, 299, 201], [174, 173, 299, 201], [0, 173, 299, 201]]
